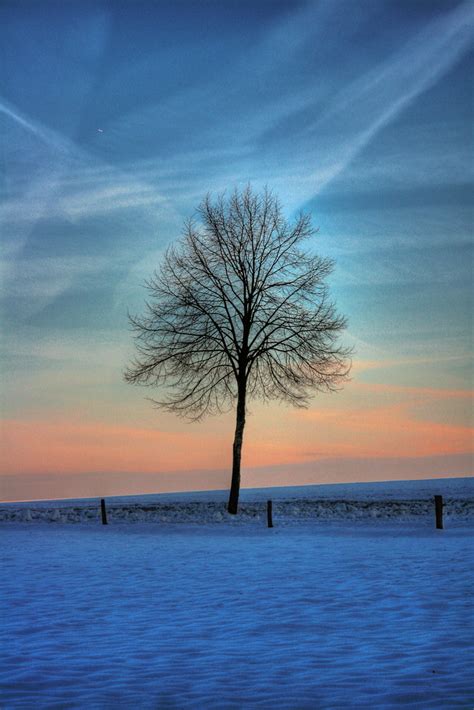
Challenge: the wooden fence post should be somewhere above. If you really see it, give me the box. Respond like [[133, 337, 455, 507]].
[[434, 495, 443, 530], [267, 500, 273, 528], [100, 498, 108, 525]]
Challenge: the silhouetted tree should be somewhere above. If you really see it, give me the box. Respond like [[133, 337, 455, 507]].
[[125, 187, 351, 514]]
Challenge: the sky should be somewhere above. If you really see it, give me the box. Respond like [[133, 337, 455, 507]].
[[0, 0, 473, 501]]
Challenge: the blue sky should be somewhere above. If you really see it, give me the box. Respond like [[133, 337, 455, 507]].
[[0, 0, 472, 499]]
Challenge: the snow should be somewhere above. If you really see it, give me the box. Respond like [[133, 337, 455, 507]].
[[1, 476, 473, 526], [1, 478, 473, 708]]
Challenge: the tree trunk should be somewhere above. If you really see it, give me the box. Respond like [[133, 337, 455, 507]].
[[227, 380, 246, 514]]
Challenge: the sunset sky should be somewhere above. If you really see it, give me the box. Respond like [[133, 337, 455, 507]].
[[1, 0, 472, 501]]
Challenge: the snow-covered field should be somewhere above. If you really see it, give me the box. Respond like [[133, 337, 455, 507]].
[[1, 478, 473, 708], [1, 476, 473, 526]]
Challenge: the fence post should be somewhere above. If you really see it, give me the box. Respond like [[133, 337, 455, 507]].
[[100, 498, 108, 525], [267, 500, 273, 528], [434, 495, 443, 530]]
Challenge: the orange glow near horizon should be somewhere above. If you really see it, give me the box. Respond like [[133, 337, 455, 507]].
[[1, 361, 472, 503], [1, 381, 472, 479]]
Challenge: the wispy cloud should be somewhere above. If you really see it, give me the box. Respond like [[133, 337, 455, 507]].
[[352, 354, 473, 377], [0, 100, 78, 156], [3, 0, 471, 235], [1, 99, 181, 316], [1, 99, 179, 230], [0, 254, 126, 317], [290, 388, 473, 459], [272, 0, 474, 201]]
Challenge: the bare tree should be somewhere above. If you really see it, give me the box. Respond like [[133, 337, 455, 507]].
[[125, 187, 351, 514]]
